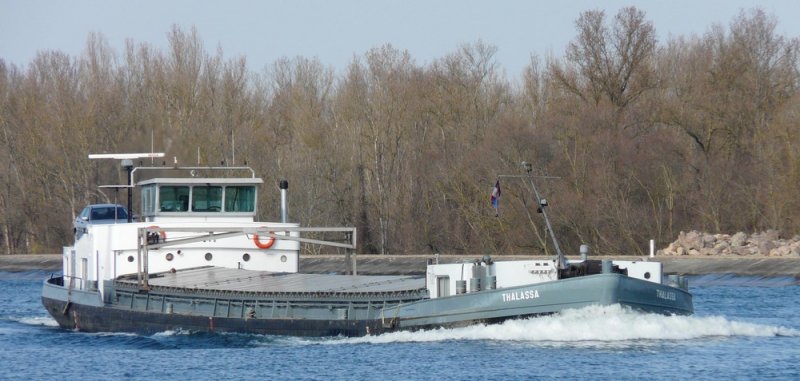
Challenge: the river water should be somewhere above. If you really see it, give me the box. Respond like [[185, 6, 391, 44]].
[[1, 271, 798, 380]]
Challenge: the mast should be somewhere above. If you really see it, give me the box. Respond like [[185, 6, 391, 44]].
[[521, 162, 567, 270], [123, 159, 133, 222], [497, 162, 567, 270]]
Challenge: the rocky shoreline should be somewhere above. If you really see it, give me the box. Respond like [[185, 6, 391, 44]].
[[658, 230, 800, 257], [2, 253, 799, 277]]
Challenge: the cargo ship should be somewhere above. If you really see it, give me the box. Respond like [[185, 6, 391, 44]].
[[42, 153, 692, 337]]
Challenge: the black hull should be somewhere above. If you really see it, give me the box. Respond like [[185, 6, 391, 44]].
[[41, 296, 558, 337], [42, 296, 393, 337]]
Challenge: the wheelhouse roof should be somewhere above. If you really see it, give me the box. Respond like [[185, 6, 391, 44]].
[[137, 178, 264, 186]]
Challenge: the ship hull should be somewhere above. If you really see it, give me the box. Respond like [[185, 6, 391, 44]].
[[41, 295, 389, 337], [391, 273, 692, 330], [41, 277, 395, 337], [42, 272, 691, 337]]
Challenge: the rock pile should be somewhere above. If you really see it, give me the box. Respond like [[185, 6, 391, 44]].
[[658, 230, 800, 257]]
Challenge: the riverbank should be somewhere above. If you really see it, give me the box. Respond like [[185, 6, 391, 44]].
[[3, 253, 799, 277], [0, 255, 62, 272]]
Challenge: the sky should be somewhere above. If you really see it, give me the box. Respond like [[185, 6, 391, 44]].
[[2, 0, 799, 78]]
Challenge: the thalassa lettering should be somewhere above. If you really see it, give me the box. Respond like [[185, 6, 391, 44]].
[[502, 289, 540, 302], [656, 289, 677, 301]]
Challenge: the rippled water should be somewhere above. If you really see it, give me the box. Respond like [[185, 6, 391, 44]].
[[1, 271, 798, 380]]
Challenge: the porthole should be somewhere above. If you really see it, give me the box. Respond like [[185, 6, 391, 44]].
[[644, 272, 651, 279], [166, 253, 174, 261], [242, 253, 251, 262], [280, 255, 287, 263], [127, 256, 134, 263], [205, 252, 213, 261]]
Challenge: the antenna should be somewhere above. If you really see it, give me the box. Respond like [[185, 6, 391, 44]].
[[88, 153, 165, 160], [150, 128, 155, 165], [89, 153, 165, 222]]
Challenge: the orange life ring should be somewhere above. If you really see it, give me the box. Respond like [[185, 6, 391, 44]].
[[147, 225, 167, 241], [253, 228, 275, 249]]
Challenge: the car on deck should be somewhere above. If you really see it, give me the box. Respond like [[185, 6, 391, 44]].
[[74, 204, 130, 240]]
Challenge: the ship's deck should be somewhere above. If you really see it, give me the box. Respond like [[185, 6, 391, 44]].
[[116, 266, 426, 294]]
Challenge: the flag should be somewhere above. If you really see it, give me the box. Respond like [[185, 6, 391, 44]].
[[491, 180, 501, 216]]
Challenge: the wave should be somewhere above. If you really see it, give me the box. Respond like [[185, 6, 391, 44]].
[[11, 316, 59, 327], [152, 329, 194, 337], [17, 306, 793, 349], [331, 305, 800, 345]]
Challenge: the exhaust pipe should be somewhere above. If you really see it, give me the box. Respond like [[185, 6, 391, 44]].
[[279, 180, 289, 223]]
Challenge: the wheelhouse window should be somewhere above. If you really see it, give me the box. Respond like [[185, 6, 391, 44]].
[[141, 184, 156, 216], [192, 186, 223, 212], [224, 186, 256, 212], [159, 186, 189, 212]]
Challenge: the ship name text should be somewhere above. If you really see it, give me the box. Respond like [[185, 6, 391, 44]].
[[656, 289, 677, 301], [502, 289, 540, 302]]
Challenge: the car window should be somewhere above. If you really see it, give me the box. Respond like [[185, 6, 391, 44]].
[[91, 207, 110, 220], [89, 206, 127, 221]]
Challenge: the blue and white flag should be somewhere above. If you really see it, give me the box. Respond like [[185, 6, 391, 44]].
[[490, 180, 501, 215]]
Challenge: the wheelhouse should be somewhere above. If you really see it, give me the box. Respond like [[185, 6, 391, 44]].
[[138, 177, 263, 222]]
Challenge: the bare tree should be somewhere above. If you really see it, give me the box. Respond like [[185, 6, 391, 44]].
[[553, 6, 657, 121]]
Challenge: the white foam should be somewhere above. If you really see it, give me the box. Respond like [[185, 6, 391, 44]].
[[334, 305, 800, 345], [13, 316, 59, 327], [152, 328, 192, 337]]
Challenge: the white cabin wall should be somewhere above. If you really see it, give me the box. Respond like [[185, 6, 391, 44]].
[[87, 222, 302, 279], [493, 261, 558, 288], [61, 246, 72, 281], [62, 247, 69, 277], [148, 215, 255, 223], [613, 260, 662, 284], [426, 260, 558, 298], [65, 228, 106, 291], [426, 263, 468, 299]]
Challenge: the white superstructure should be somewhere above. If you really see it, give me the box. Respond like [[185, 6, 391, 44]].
[[62, 162, 302, 302], [425, 258, 664, 299]]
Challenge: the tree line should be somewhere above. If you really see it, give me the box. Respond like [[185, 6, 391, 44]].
[[1, 7, 798, 256]]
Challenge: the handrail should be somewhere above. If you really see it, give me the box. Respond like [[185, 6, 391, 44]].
[[135, 226, 357, 290], [63, 275, 93, 291], [130, 165, 257, 186], [140, 226, 357, 250]]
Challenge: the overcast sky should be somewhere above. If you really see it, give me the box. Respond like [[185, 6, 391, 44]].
[[2, 0, 799, 78]]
